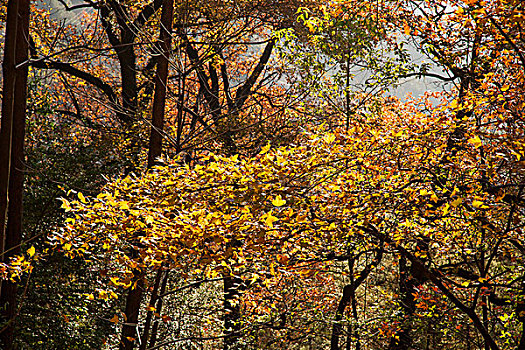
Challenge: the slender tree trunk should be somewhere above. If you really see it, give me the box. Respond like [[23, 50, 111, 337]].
[[148, 270, 169, 349], [389, 256, 415, 350], [119, 279, 144, 350], [0, 0, 19, 252], [331, 284, 352, 350], [0, 0, 30, 348], [348, 274, 361, 350], [224, 274, 243, 350], [139, 270, 162, 350], [147, 0, 174, 167], [333, 257, 362, 350], [117, 44, 143, 350], [117, 33, 138, 126]]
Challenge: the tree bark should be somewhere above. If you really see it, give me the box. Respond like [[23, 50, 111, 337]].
[[224, 274, 243, 350], [139, 270, 162, 350], [388, 256, 415, 350], [0, 0, 19, 253], [119, 280, 144, 350], [331, 284, 352, 350], [0, 0, 30, 348], [147, 269, 169, 349], [147, 0, 174, 168]]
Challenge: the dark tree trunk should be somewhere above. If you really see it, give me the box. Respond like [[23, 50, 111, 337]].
[[331, 284, 353, 350], [139, 270, 162, 350], [117, 38, 138, 125], [116, 35, 144, 349], [389, 256, 416, 350], [148, 270, 169, 349], [119, 279, 144, 350], [224, 274, 243, 350], [0, 0, 19, 250], [332, 247, 383, 350], [0, 0, 30, 348], [147, 0, 174, 168]]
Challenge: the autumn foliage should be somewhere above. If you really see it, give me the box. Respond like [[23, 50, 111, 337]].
[[1, 0, 525, 349]]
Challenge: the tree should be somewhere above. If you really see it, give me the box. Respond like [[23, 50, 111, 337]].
[[18, 0, 317, 348], [0, 0, 30, 348], [2, 0, 525, 348]]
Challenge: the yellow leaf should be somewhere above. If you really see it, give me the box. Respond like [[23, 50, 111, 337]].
[[324, 133, 335, 144], [306, 21, 315, 32], [264, 212, 278, 228], [119, 202, 130, 210], [499, 313, 510, 322], [63, 243, 72, 251], [87, 294, 95, 301], [467, 135, 482, 148], [109, 314, 119, 324], [98, 290, 109, 300], [60, 199, 71, 212], [27, 246, 35, 257], [272, 195, 286, 207], [208, 162, 219, 171], [96, 193, 107, 200], [472, 200, 488, 209], [259, 144, 271, 155], [450, 198, 462, 207], [78, 192, 87, 203]]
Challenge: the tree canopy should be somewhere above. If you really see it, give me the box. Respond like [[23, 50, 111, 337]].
[[1, 0, 524, 349]]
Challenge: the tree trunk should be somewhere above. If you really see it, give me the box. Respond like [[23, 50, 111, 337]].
[[0, 0, 19, 252], [331, 284, 352, 350], [119, 279, 144, 350], [117, 32, 138, 126], [389, 256, 415, 350], [147, 270, 169, 349], [147, 0, 174, 168], [0, 0, 30, 348], [224, 274, 243, 350], [139, 270, 162, 350]]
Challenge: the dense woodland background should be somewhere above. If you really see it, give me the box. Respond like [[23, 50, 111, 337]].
[[0, 0, 524, 349]]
